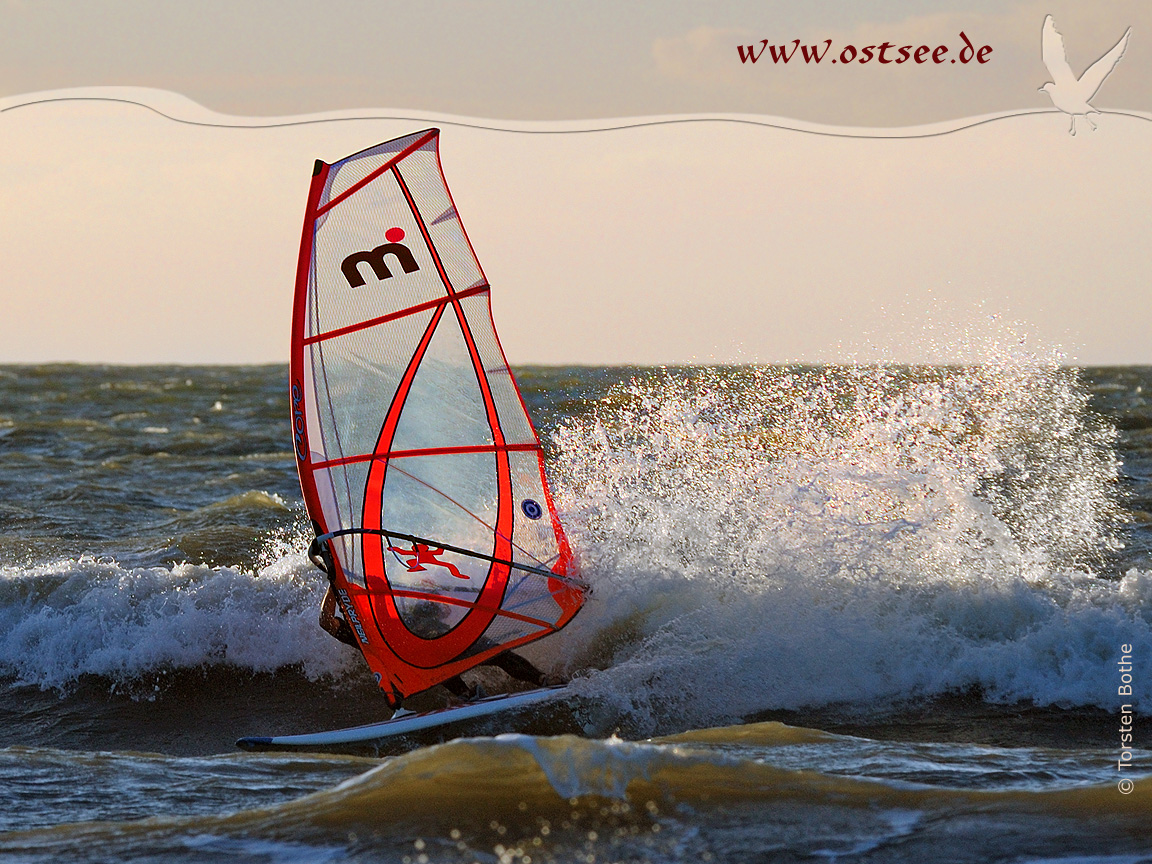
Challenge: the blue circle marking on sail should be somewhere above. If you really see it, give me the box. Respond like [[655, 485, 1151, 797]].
[[521, 499, 543, 520]]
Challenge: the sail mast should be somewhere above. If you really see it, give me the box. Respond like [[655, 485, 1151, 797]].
[[290, 130, 585, 705]]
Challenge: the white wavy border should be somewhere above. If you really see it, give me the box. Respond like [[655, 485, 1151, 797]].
[[5, 85, 1151, 140]]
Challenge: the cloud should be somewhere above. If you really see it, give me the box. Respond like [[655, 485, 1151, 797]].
[[652, 26, 759, 89]]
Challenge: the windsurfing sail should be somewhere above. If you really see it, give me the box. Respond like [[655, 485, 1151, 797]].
[[290, 129, 586, 707]]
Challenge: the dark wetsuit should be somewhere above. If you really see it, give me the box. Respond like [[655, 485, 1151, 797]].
[[440, 651, 548, 697]]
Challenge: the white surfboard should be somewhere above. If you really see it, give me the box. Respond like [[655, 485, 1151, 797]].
[[236, 686, 569, 753]]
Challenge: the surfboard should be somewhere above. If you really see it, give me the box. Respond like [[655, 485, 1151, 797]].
[[236, 686, 570, 754]]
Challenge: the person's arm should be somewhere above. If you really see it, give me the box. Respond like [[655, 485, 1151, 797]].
[[319, 585, 359, 647]]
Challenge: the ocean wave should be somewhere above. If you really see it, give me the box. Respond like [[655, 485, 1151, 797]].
[[1, 731, 1149, 863], [543, 356, 1152, 727], [1, 354, 1148, 734], [0, 554, 357, 691]]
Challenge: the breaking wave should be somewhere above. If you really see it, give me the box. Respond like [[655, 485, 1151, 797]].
[[545, 347, 1152, 730], [0, 553, 357, 692]]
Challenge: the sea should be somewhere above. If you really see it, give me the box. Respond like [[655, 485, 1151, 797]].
[[0, 356, 1150, 863]]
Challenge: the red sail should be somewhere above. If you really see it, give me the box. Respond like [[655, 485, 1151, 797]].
[[289, 130, 585, 705]]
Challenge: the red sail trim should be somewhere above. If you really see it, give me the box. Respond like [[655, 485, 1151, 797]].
[[290, 163, 400, 688], [338, 583, 558, 676], [359, 163, 514, 668], [358, 301, 459, 663], [312, 441, 540, 471], [400, 162, 518, 614], [427, 137, 577, 611], [290, 164, 330, 464], [358, 298, 446, 542], [454, 262, 580, 621], [303, 284, 490, 347], [382, 467, 569, 583], [535, 446, 581, 619], [315, 129, 438, 218], [388, 589, 559, 631]]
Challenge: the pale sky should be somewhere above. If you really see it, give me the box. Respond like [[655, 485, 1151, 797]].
[[3, 1, 1151, 123], [1, 2, 1149, 364]]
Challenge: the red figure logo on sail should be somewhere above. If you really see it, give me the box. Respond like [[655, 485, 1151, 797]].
[[388, 543, 469, 580]]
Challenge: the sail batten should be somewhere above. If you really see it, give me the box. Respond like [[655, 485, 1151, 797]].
[[311, 441, 542, 471], [304, 284, 490, 346], [290, 129, 584, 703]]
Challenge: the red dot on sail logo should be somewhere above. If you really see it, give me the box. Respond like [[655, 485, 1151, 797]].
[[386, 227, 405, 243]]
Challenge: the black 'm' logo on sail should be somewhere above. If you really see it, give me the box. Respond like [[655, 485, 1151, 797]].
[[341, 227, 420, 287]]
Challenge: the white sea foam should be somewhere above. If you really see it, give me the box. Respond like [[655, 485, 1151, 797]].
[[0, 553, 357, 691], [541, 342, 1152, 730]]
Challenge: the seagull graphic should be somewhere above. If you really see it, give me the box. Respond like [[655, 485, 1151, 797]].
[[1039, 15, 1131, 135]]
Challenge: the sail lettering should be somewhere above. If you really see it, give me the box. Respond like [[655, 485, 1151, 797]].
[[291, 381, 307, 462], [335, 587, 368, 643]]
